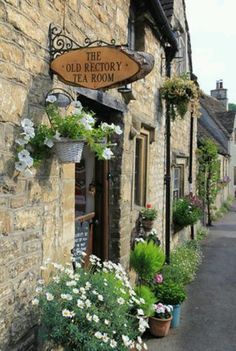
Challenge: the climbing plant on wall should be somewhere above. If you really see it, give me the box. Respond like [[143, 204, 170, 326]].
[[197, 138, 220, 226]]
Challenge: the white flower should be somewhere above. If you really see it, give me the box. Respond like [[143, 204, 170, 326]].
[[44, 138, 54, 148], [117, 297, 125, 305], [21, 118, 34, 128], [77, 299, 84, 308], [110, 339, 117, 348], [92, 314, 99, 323], [136, 344, 143, 351], [46, 95, 57, 103], [104, 319, 110, 325], [61, 294, 73, 301], [53, 131, 61, 141], [15, 161, 27, 172], [72, 288, 79, 294], [71, 100, 83, 110], [98, 294, 104, 301], [92, 290, 98, 295], [18, 150, 33, 167], [38, 279, 44, 285], [16, 138, 28, 145], [143, 342, 148, 350], [114, 125, 122, 135], [80, 287, 86, 294], [62, 309, 75, 318], [102, 148, 113, 160], [122, 335, 132, 347], [66, 280, 77, 287], [23, 126, 35, 138], [85, 299, 91, 308], [94, 331, 102, 339], [85, 282, 92, 290], [101, 122, 110, 131], [35, 287, 42, 293], [32, 298, 39, 305], [102, 333, 109, 343], [81, 294, 87, 300], [137, 308, 144, 316], [53, 276, 60, 283], [138, 318, 149, 333], [40, 266, 46, 270], [46, 292, 54, 301], [86, 313, 92, 321]]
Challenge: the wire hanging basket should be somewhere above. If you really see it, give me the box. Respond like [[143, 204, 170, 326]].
[[54, 139, 85, 163]]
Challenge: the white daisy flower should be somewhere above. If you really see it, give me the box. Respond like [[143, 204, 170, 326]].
[[93, 315, 99, 323], [15, 161, 27, 172], [46, 292, 54, 301], [117, 297, 125, 305], [32, 298, 39, 305], [102, 147, 113, 160], [21, 118, 34, 128], [110, 339, 117, 348]]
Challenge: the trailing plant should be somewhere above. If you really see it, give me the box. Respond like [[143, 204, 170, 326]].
[[134, 285, 156, 317], [32, 255, 148, 351], [130, 241, 165, 282], [161, 240, 202, 285], [160, 74, 200, 120], [196, 225, 208, 241], [173, 196, 202, 229], [15, 98, 122, 176], [197, 138, 220, 226]]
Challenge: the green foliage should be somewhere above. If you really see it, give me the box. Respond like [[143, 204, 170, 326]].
[[228, 103, 236, 111], [173, 197, 202, 228], [140, 205, 158, 220], [154, 280, 186, 305], [130, 241, 165, 282], [34, 259, 147, 351], [196, 225, 208, 241], [197, 138, 221, 226], [161, 240, 202, 285], [160, 74, 200, 120], [135, 285, 156, 317]]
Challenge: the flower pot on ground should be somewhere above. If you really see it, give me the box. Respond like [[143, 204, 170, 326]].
[[149, 303, 173, 337], [171, 304, 181, 328], [153, 279, 186, 329]]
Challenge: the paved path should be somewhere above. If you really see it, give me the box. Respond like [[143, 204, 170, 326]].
[[146, 202, 236, 351]]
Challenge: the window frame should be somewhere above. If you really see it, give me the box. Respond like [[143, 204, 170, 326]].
[[173, 165, 184, 200]]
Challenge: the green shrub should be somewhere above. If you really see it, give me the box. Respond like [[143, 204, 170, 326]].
[[135, 285, 156, 317], [161, 240, 202, 285], [130, 241, 165, 282], [154, 280, 187, 305], [196, 225, 208, 241]]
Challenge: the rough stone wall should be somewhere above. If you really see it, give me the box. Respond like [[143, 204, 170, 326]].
[[0, 0, 129, 350]]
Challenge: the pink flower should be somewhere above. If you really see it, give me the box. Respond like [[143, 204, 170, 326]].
[[154, 274, 163, 284]]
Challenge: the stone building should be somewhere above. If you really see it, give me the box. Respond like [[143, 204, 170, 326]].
[[0, 0, 197, 349]]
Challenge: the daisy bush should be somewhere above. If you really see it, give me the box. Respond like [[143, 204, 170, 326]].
[[32, 255, 148, 351], [15, 97, 122, 176]]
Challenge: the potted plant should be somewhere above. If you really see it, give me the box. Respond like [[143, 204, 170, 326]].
[[135, 285, 156, 318], [130, 240, 165, 284], [15, 97, 122, 176], [154, 279, 186, 328], [160, 74, 200, 120], [140, 204, 158, 232], [149, 303, 173, 337], [32, 255, 148, 351], [173, 196, 202, 231]]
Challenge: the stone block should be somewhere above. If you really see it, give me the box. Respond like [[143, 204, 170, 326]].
[[10, 196, 26, 208], [23, 239, 41, 254], [0, 61, 31, 86], [0, 236, 21, 265], [0, 210, 13, 235], [24, 53, 49, 76], [0, 78, 28, 123], [14, 207, 42, 231], [0, 40, 24, 66]]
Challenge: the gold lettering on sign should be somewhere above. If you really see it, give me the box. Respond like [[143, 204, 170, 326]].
[[50, 46, 140, 90]]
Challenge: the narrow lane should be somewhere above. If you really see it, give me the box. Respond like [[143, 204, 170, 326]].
[[147, 202, 236, 351]]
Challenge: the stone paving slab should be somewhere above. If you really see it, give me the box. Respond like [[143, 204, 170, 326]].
[[146, 202, 236, 351]]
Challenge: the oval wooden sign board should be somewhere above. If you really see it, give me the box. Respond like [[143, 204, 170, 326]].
[[50, 46, 141, 90]]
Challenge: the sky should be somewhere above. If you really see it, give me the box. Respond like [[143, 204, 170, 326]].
[[185, 0, 236, 104]]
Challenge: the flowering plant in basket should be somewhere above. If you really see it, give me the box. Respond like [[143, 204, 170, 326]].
[[32, 254, 148, 351], [15, 97, 122, 176], [140, 204, 158, 221]]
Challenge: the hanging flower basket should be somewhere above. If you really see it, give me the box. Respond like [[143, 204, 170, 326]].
[[54, 139, 85, 163]]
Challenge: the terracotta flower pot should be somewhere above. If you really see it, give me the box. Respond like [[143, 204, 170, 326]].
[[142, 219, 154, 232], [149, 316, 172, 337]]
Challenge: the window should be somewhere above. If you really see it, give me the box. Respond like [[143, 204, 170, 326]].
[[173, 166, 184, 200], [134, 131, 149, 206], [234, 129, 236, 144], [234, 167, 236, 186]]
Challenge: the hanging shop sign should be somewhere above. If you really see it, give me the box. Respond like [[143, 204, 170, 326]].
[[49, 25, 154, 90], [51, 47, 141, 90]]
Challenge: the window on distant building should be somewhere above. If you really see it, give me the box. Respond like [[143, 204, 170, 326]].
[[134, 130, 149, 206], [175, 31, 188, 75], [173, 166, 184, 200], [234, 167, 236, 186], [234, 128, 236, 144]]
